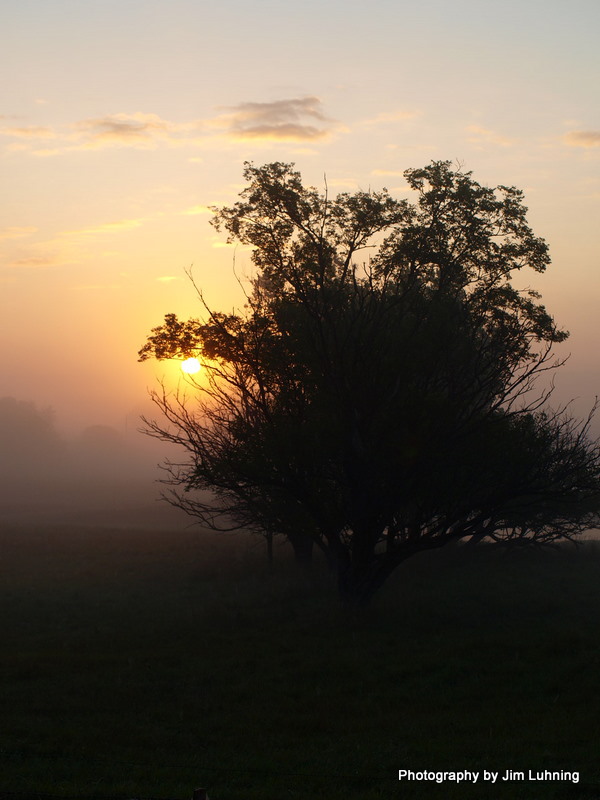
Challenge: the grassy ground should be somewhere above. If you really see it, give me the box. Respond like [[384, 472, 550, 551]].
[[1, 518, 600, 799]]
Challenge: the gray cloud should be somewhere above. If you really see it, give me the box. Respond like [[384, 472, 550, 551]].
[[0, 99, 338, 157], [217, 96, 334, 141]]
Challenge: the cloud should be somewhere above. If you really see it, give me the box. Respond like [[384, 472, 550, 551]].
[[7, 256, 59, 269], [361, 110, 419, 126], [62, 218, 145, 235], [156, 276, 181, 282], [74, 112, 179, 149], [3, 218, 147, 271], [211, 97, 335, 142], [182, 205, 212, 216], [1, 112, 203, 155], [371, 169, 406, 177], [465, 125, 513, 147], [326, 178, 360, 189], [0, 226, 37, 241], [0, 125, 55, 139], [563, 131, 600, 148], [1, 98, 338, 156], [70, 283, 121, 291], [235, 123, 327, 141], [3, 233, 80, 269]]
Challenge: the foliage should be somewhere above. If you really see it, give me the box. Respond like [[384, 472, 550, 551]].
[[139, 161, 600, 604]]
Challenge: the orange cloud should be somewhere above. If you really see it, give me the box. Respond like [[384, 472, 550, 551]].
[[371, 169, 406, 177], [7, 256, 61, 269], [0, 125, 55, 139], [1, 112, 204, 155], [465, 124, 513, 147], [231, 123, 328, 141], [74, 113, 176, 149], [0, 226, 37, 241], [62, 218, 145, 235], [182, 205, 213, 216], [563, 131, 600, 148]]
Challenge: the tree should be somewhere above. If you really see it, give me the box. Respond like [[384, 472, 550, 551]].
[[139, 161, 600, 605], [0, 396, 66, 482]]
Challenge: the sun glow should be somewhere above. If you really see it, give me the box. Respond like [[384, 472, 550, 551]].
[[181, 357, 201, 374]]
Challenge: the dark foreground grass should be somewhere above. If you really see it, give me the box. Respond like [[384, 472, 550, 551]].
[[1, 519, 600, 800]]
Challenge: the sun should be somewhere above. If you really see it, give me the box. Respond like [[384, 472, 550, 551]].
[[181, 357, 201, 374]]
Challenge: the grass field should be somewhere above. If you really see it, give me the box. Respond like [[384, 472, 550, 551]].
[[2, 513, 600, 800]]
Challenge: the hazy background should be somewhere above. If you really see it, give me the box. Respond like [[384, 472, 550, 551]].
[[0, 394, 187, 526], [1, 0, 599, 504]]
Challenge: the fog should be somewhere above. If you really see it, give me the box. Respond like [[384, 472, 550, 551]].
[[0, 396, 185, 530], [3, 377, 600, 538]]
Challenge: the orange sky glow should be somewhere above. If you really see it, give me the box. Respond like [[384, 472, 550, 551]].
[[1, 0, 599, 437]]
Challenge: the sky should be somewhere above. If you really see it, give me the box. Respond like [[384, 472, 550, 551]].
[[1, 0, 599, 436]]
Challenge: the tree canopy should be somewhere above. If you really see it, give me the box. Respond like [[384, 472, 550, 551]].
[[139, 161, 600, 605]]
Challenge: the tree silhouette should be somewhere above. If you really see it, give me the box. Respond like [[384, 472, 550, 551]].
[[0, 396, 65, 481], [139, 161, 600, 605]]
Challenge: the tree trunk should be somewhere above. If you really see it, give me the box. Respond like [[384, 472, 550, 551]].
[[336, 542, 383, 607], [287, 530, 314, 565], [337, 564, 379, 608], [265, 529, 273, 570], [337, 531, 471, 605], [336, 550, 406, 607]]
